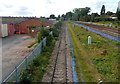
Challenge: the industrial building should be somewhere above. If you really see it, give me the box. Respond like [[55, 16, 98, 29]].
[[0, 17, 54, 37]]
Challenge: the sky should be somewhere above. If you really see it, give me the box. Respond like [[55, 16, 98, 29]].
[[0, 0, 119, 17]]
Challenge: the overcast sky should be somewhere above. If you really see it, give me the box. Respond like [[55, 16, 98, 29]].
[[0, 0, 119, 17]]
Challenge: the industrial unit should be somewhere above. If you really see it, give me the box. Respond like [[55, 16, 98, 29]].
[[0, 17, 54, 37]]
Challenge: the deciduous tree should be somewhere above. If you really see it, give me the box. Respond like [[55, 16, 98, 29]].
[[49, 14, 56, 19], [106, 11, 113, 15]]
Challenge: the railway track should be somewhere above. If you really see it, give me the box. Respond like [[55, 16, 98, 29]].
[[51, 26, 67, 83], [42, 22, 73, 83], [75, 22, 120, 38]]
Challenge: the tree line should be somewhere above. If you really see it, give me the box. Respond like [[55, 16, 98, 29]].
[[49, 5, 120, 22]]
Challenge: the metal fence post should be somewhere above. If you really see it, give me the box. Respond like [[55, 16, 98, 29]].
[[45, 37, 47, 46], [15, 66, 18, 83], [43, 37, 46, 46], [40, 41, 42, 53], [25, 57, 28, 69], [32, 51, 35, 60], [41, 41, 43, 52]]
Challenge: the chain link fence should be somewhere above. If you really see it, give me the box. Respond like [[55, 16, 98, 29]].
[[2, 31, 52, 83]]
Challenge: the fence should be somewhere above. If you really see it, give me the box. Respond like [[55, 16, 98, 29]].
[[72, 22, 120, 42], [2, 31, 52, 83]]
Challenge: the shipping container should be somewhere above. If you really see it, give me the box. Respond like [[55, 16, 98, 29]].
[[8, 24, 14, 35], [1, 24, 8, 37]]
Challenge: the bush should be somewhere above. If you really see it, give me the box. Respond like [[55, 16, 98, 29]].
[[53, 29, 59, 37], [50, 27, 59, 37], [33, 57, 41, 67], [46, 35, 54, 46], [20, 72, 32, 84], [20, 21, 61, 83], [49, 21, 62, 37], [39, 28, 50, 38], [29, 25, 36, 30], [21, 43, 54, 82], [54, 21, 62, 29], [36, 28, 50, 43], [36, 32, 42, 43]]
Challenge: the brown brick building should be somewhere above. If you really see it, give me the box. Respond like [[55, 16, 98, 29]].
[[15, 19, 53, 34]]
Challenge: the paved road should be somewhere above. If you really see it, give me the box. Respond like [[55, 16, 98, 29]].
[[1, 34, 35, 79]]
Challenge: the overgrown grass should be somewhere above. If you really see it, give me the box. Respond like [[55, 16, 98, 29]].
[[68, 23, 119, 83]]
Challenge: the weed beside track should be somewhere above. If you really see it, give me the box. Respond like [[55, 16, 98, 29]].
[[68, 22, 119, 83]]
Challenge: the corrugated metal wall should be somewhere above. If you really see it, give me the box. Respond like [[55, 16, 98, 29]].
[[1, 24, 8, 37], [16, 19, 41, 33], [8, 24, 14, 35]]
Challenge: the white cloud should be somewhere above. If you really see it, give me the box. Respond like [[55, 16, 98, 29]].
[[0, 0, 119, 17]]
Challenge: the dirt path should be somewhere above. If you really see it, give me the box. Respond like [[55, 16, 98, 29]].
[[2, 34, 35, 79], [42, 22, 73, 83]]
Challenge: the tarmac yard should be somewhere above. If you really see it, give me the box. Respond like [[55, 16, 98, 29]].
[[2, 34, 35, 79]]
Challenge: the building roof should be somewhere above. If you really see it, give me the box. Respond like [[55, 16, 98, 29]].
[[1, 17, 29, 24], [0, 16, 55, 26], [109, 14, 116, 17]]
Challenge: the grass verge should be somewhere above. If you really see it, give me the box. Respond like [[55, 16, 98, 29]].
[[68, 22, 119, 83]]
